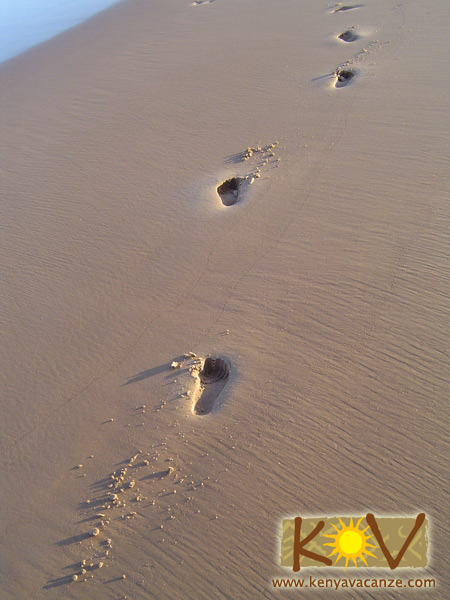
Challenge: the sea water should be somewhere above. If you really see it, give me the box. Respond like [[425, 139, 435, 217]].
[[0, 0, 121, 63]]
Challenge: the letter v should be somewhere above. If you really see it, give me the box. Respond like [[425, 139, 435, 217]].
[[366, 513, 426, 569]]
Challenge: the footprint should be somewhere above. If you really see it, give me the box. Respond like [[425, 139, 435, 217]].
[[333, 4, 363, 12], [193, 357, 230, 415], [217, 142, 278, 205], [334, 68, 355, 87], [217, 177, 245, 206], [338, 29, 358, 42]]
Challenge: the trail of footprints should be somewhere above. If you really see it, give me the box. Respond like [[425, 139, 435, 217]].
[[53, 1, 381, 589], [217, 2, 372, 206], [332, 3, 362, 86]]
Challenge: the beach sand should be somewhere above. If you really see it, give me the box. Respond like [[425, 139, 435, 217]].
[[1, 0, 449, 598]]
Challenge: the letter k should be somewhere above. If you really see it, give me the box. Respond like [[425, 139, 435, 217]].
[[293, 517, 333, 571]]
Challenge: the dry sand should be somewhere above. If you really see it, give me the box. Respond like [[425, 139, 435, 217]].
[[0, 0, 449, 598]]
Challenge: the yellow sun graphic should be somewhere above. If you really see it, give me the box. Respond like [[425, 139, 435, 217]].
[[323, 517, 377, 570]]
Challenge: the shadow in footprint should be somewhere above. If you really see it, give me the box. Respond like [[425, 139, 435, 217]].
[[217, 177, 244, 206], [338, 29, 358, 42], [334, 68, 355, 87], [193, 357, 230, 415]]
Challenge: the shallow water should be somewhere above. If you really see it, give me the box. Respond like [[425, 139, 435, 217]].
[[0, 0, 120, 63]]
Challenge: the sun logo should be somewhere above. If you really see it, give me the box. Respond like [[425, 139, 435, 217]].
[[323, 517, 377, 570]]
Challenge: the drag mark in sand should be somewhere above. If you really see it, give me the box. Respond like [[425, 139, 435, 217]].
[[193, 357, 230, 415]]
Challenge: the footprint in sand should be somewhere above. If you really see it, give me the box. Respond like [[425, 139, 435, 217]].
[[334, 67, 356, 87], [193, 357, 230, 415], [217, 177, 246, 206], [338, 29, 358, 42], [217, 142, 279, 206]]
